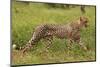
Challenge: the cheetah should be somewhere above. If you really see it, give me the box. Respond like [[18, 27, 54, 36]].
[[21, 16, 88, 53]]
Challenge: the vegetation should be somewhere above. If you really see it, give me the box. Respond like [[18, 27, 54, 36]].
[[12, 1, 96, 65]]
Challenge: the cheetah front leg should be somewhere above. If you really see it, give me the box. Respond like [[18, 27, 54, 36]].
[[72, 31, 87, 51], [67, 39, 73, 49], [78, 39, 87, 50], [74, 37, 87, 51]]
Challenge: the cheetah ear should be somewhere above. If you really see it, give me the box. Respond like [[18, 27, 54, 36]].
[[80, 16, 82, 21]]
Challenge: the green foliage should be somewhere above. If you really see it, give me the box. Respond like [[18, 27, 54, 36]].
[[12, 1, 96, 65], [44, 3, 70, 9]]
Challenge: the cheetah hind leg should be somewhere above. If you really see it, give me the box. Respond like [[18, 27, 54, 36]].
[[21, 38, 34, 54], [43, 37, 53, 51], [21, 43, 33, 54]]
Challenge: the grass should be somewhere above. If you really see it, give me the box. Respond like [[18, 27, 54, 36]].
[[12, 1, 96, 65]]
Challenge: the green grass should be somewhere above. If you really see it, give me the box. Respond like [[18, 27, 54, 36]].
[[12, 1, 96, 65]]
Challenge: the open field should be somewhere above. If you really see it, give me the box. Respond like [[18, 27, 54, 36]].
[[12, 1, 96, 65]]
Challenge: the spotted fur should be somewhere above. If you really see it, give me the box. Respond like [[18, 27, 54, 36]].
[[21, 16, 88, 53]]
